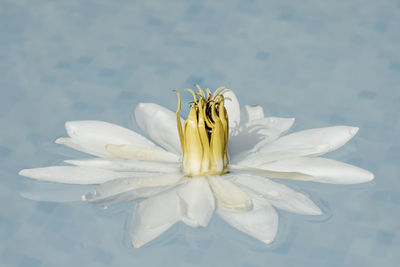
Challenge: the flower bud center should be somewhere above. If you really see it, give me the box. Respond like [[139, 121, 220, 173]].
[[174, 86, 229, 176]]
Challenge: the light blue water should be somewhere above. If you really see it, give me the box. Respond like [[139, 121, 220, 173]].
[[1, 0, 399, 266]]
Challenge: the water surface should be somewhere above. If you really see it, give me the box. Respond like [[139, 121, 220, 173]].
[[1, 0, 399, 266]]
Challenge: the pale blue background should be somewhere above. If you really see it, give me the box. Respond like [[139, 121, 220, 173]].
[[1, 0, 399, 266]]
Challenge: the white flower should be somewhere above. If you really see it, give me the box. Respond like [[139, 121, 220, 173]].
[[19, 87, 374, 248]]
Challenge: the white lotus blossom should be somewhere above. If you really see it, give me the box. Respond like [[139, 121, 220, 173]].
[[19, 87, 374, 248]]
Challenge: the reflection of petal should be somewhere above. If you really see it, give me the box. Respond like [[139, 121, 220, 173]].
[[130, 190, 180, 248], [83, 173, 184, 203], [19, 166, 144, 184], [177, 178, 215, 227], [238, 126, 360, 165], [135, 103, 183, 155], [231, 174, 321, 215], [224, 90, 241, 133], [56, 121, 157, 158], [255, 157, 374, 184], [230, 117, 295, 159], [208, 176, 252, 212], [217, 196, 278, 245], [65, 158, 179, 173], [21, 183, 92, 203]]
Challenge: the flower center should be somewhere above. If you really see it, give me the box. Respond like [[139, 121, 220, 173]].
[[174, 85, 229, 177]]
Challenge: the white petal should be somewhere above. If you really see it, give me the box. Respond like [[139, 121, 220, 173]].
[[238, 126, 359, 165], [249, 117, 295, 134], [217, 196, 278, 245], [261, 126, 359, 156], [19, 166, 143, 184], [105, 144, 179, 162], [130, 190, 180, 248], [177, 178, 215, 227], [232, 174, 321, 215], [55, 137, 90, 155], [57, 121, 158, 158], [208, 176, 252, 212], [240, 105, 264, 123], [256, 157, 374, 184], [135, 103, 183, 155], [224, 90, 241, 134], [83, 173, 184, 203], [65, 158, 179, 173], [230, 117, 295, 160]]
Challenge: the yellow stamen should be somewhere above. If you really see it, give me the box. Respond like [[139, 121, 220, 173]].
[[184, 88, 198, 103], [183, 101, 203, 176], [203, 100, 214, 128], [212, 86, 226, 99], [173, 90, 184, 154], [217, 95, 229, 166], [194, 84, 205, 98], [174, 86, 230, 177], [197, 98, 211, 173], [205, 88, 211, 100], [209, 101, 226, 174]]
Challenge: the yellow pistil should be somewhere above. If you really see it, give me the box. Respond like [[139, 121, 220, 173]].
[[174, 85, 229, 176]]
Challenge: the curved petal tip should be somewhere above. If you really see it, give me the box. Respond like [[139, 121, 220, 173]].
[[55, 137, 65, 144], [365, 170, 375, 182], [309, 206, 323, 216], [132, 242, 142, 248], [262, 238, 273, 245], [18, 169, 29, 177], [349, 127, 359, 136]]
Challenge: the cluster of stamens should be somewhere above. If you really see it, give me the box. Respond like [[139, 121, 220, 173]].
[[174, 85, 229, 177]]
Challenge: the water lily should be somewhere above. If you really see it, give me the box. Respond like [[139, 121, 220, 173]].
[[19, 86, 374, 248]]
